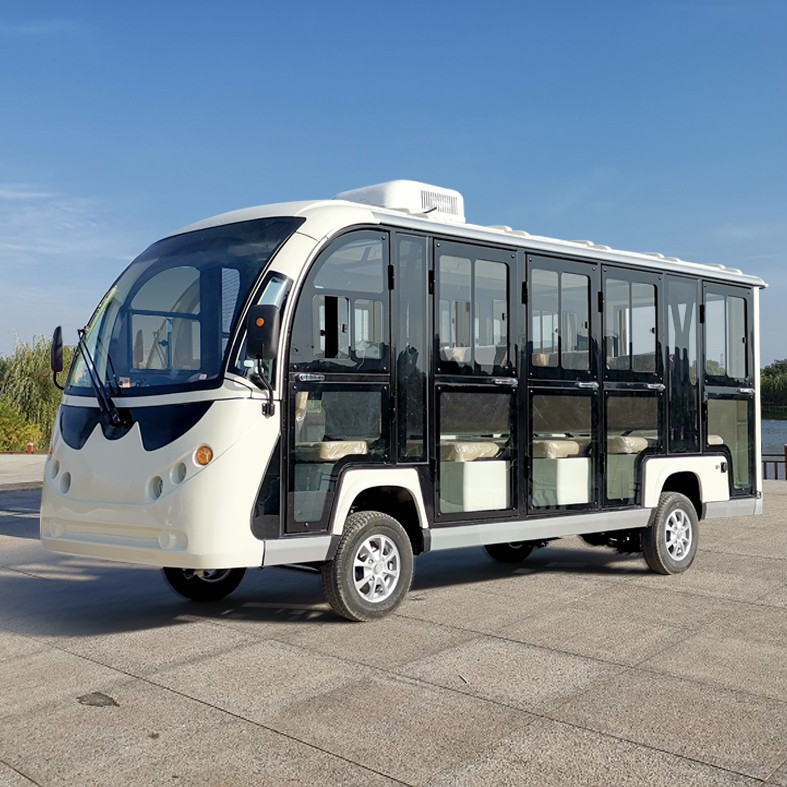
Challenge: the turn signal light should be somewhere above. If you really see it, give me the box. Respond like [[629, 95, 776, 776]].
[[195, 445, 214, 466]]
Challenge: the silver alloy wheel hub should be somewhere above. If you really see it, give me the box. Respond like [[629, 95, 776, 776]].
[[665, 509, 692, 560], [184, 569, 231, 583], [353, 534, 400, 603]]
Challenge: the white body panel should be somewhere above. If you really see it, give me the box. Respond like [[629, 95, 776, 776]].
[[642, 455, 730, 509], [331, 468, 428, 534], [41, 386, 277, 569]]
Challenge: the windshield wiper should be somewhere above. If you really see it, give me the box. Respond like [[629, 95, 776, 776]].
[[76, 327, 123, 427]]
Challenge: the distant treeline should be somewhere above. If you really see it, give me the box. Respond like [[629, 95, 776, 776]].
[[0, 337, 74, 452], [761, 360, 787, 418]]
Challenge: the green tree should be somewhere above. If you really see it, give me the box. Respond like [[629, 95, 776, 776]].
[[0, 336, 75, 450], [0, 398, 43, 452]]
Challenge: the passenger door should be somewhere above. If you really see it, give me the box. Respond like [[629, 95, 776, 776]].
[[526, 255, 601, 513], [433, 240, 518, 522], [286, 230, 391, 532], [702, 283, 755, 496], [601, 267, 665, 506]]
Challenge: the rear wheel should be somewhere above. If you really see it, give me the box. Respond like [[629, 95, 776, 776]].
[[321, 511, 414, 622], [641, 492, 698, 574], [163, 567, 246, 602], [483, 541, 534, 563]]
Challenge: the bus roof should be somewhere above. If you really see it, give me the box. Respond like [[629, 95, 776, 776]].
[[172, 182, 767, 289]]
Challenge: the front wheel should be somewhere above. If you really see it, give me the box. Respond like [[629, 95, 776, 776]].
[[641, 492, 698, 575], [163, 567, 246, 602], [321, 511, 414, 622], [483, 542, 534, 563]]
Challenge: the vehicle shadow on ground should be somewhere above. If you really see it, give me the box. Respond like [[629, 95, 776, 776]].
[[0, 542, 649, 639]]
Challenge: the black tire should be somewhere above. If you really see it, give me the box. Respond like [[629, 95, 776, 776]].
[[641, 492, 698, 575], [321, 511, 414, 622], [483, 541, 534, 563], [163, 567, 246, 602]]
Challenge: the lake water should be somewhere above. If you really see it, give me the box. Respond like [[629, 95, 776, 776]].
[[762, 419, 787, 456]]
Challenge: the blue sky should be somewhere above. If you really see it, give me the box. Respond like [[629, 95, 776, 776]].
[[1, 1, 785, 362]]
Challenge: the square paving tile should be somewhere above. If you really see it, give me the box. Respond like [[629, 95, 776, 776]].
[[154, 639, 376, 721], [499, 604, 690, 666], [0, 648, 126, 720], [429, 717, 761, 786], [551, 669, 787, 780], [399, 636, 620, 713], [268, 672, 535, 786], [642, 632, 787, 702], [0, 678, 399, 786], [621, 551, 785, 602], [280, 613, 476, 669]]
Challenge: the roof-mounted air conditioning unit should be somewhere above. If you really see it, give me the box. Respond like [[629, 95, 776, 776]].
[[333, 180, 465, 223]]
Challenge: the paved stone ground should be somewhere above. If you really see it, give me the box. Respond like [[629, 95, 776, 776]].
[[0, 482, 785, 786]]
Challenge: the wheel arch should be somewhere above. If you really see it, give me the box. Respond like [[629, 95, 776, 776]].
[[329, 468, 428, 554], [642, 456, 729, 517], [658, 473, 701, 520]]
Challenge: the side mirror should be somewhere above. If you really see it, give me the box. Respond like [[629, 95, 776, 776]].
[[246, 305, 281, 360], [51, 326, 65, 390]]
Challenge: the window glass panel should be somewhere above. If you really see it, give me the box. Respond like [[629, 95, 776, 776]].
[[313, 295, 350, 359], [439, 391, 512, 513], [705, 292, 726, 376], [727, 297, 747, 379], [707, 398, 751, 490], [531, 393, 592, 507], [438, 254, 472, 368], [706, 292, 747, 380], [562, 272, 589, 370], [131, 314, 200, 370], [231, 271, 292, 379], [131, 266, 200, 314], [474, 259, 508, 371], [292, 388, 384, 524], [605, 278, 630, 370], [531, 268, 559, 366], [667, 278, 699, 452], [631, 282, 656, 370], [606, 395, 658, 501], [290, 233, 388, 371], [605, 279, 656, 373], [396, 236, 427, 461], [314, 237, 384, 294]]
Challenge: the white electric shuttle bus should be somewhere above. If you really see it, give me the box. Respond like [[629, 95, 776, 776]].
[[41, 181, 765, 621]]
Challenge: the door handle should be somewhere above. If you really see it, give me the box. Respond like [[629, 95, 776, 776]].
[[737, 387, 755, 395], [646, 383, 666, 391], [298, 373, 325, 382], [575, 381, 599, 390]]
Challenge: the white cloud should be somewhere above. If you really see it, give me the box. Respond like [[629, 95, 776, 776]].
[[0, 19, 83, 38], [713, 221, 787, 242], [0, 182, 141, 357]]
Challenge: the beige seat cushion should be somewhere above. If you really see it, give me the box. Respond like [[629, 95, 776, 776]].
[[440, 441, 500, 462], [531, 439, 580, 459], [607, 435, 649, 454], [296, 441, 368, 462]]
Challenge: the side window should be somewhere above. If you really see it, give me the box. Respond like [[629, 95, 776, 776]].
[[604, 277, 657, 375], [530, 264, 590, 372], [705, 290, 749, 382], [290, 232, 388, 372], [436, 242, 511, 375]]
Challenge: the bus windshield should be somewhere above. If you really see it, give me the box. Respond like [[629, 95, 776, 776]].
[[66, 217, 303, 397]]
